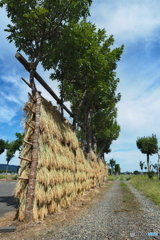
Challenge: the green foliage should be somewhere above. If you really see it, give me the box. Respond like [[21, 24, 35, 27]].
[[115, 163, 121, 175], [0, 0, 92, 63], [1, 0, 124, 159], [136, 134, 158, 172], [136, 134, 158, 155], [0, 133, 23, 171], [0, 139, 6, 154], [133, 170, 141, 175], [147, 171, 154, 179], [5, 132, 24, 163], [109, 158, 116, 175], [139, 160, 145, 172], [51, 20, 123, 155]]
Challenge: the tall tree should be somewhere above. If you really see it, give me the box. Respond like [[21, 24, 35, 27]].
[[136, 134, 158, 172], [5, 133, 24, 172], [109, 158, 116, 175], [115, 163, 121, 175], [50, 21, 123, 159], [139, 160, 145, 174], [0, 0, 92, 94]]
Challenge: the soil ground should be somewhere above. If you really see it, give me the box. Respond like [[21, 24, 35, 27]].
[[0, 181, 113, 240]]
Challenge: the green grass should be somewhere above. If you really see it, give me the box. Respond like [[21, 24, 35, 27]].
[[0, 175, 5, 179], [119, 175, 131, 181], [0, 174, 17, 180], [107, 175, 118, 181], [117, 181, 140, 214], [120, 182, 127, 189], [129, 175, 160, 205]]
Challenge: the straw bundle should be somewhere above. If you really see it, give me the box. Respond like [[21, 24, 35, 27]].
[[15, 96, 108, 221]]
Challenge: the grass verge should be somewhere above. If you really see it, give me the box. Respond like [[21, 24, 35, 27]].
[[117, 181, 140, 214], [107, 175, 118, 181], [129, 175, 160, 205], [0, 174, 17, 181]]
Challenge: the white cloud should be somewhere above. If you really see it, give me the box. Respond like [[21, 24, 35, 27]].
[[90, 0, 160, 44], [0, 105, 17, 124]]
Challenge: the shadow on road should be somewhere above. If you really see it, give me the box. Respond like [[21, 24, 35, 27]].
[[0, 196, 19, 208]]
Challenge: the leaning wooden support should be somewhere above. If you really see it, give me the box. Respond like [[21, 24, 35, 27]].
[[26, 122, 35, 130], [18, 177, 29, 181], [23, 140, 33, 146], [25, 91, 41, 222], [21, 77, 31, 88], [25, 104, 35, 114], [28, 92, 36, 102], [15, 53, 73, 118], [19, 157, 32, 162]]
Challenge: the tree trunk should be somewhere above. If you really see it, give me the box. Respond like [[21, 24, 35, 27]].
[[72, 107, 78, 129], [29, 62, 37, 95], [25, 91, 41, 222], [86, 109, 92, 161], [147, 153, 150, 172], [6, 161, 9, 173], [60, 79, 64, 119]]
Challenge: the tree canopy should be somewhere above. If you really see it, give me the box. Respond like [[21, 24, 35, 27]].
[[49, 20, 124, 159], [136, 134, 158, 172], [0, 0, 92, 65], [0, 133, 23, 172], [0, 0, 124, 161]]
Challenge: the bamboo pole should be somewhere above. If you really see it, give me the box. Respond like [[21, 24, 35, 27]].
[[25, 91, 41, 222]]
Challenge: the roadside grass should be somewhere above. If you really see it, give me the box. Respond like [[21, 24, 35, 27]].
[[107, 175, 118, 181], [0, 174, 17, 180], [129, 175, 160, 205], [119, 175, 131, 181]]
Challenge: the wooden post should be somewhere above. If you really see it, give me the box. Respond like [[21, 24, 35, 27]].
[[25, 91, 41, 222]]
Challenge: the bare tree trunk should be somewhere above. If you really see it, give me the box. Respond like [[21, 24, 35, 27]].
[[25, 91, 41, 222], [72, 107, 78, 129], [86, 109, 92, 161], [60, 79, 64, 119], [147, 153, 150, 172], [29, 62, 37, 96], [92, 135, 97, 154], [6, 161, 9, 173]]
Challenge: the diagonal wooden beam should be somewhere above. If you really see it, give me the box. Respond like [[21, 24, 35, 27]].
[[15, 53, 73, 118]]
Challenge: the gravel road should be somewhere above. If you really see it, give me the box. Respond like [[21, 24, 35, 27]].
[[43, 180, 160, 240], [0, 181, 18, 217]]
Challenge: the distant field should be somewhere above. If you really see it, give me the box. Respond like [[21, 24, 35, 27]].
[[129, 175, 160, 205]]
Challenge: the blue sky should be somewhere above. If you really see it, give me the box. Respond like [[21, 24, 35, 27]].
[[1, 0, 160, 172]]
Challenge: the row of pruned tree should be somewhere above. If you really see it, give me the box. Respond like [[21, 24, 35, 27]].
[[0, 0, 124, 161]]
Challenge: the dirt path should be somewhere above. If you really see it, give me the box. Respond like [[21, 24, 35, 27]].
[[0, 180, 160, 240], [47, 180, 160, 240]]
